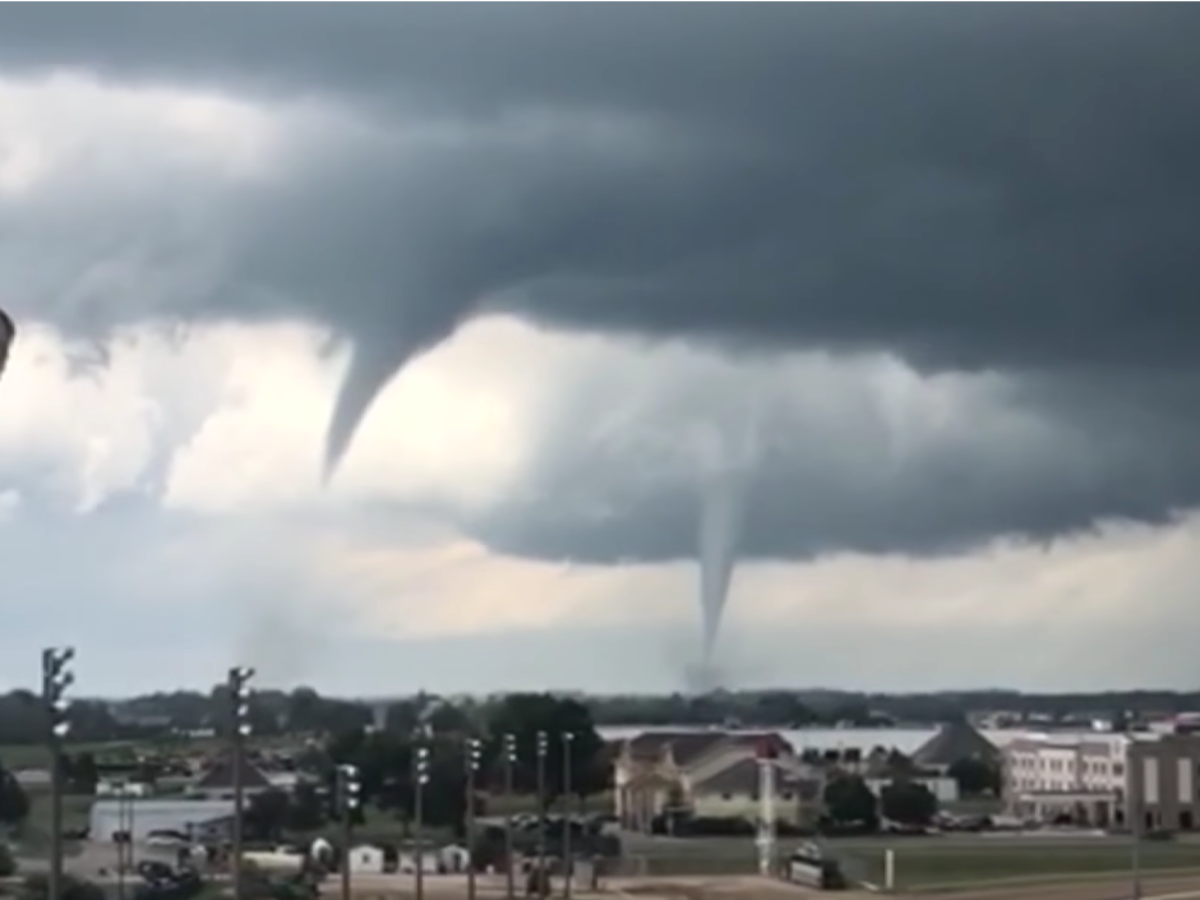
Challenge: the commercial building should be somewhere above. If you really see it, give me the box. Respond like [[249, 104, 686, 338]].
[[89, 798, 236, 844], [1127, 734, 1200, 832], [1003, 731, 1200, 830]]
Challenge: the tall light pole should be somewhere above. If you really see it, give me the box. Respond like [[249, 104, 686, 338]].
[[536, 730, 548, 898], [503, 734, 517, 900], [414, 744, 430, 900], [561, 732, 574, 900], [115, 780, 136, 900], [1131, 793, 1143, 900], [227, 666, 254, 900], [465, 738, 482, 900], [42, 647, 74, 900], [336, 764, 361, 900]]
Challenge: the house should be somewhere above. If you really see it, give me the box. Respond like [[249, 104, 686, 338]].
[[911, 721, 1001, 773], [859, 747, 960, 804], [190, 751, 273, 800], [348, 844, 386, 875], [612, 730, 805, 831], [689, 756, 825, 828]]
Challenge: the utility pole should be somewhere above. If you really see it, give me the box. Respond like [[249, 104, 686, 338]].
[[228, 666, 255, 900], [465, 738, 482, 900], [115, 781, 130, 900], [42, 647, 74, 900], [503, 734, 517, 900], [561, 732, 574, 899], [336, 764, 361, 900], [414, 744, 430, 900], [1131, 792, 1143, 900], [536, 730, 548, 899]]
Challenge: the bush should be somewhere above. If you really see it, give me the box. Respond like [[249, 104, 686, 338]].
[[679, 816, 756, 837], [20, 874, 105, 900], [0, 842, 15, 877]]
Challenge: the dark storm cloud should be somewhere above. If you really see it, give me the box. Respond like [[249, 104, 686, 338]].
[[465, 365, 1200, 564], [4, 4, 1200, 560]]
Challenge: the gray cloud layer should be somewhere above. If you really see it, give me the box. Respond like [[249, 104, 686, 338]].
[[4, 5, 1200, 563]]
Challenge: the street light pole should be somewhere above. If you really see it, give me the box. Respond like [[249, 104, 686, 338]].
[[561, 732, 574, 900], [336, 764, 361, 900], [1132, 794, 1143, 900], [536, 730, 548, 899], [227, 666, 255, 900], [465, 738, 482, 900], [116, 782, 129, 900], [503, 734, 517, 900], [42, 647, 75, 900], [414, 745, 430, 900]]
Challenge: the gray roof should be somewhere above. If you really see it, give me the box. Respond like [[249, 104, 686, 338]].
[[194, 752, 272, 790], [911, 721, 1000, 767], [693, 758, 812, 797], [626, 730, 793, 768], [627, 732, 726, 765]]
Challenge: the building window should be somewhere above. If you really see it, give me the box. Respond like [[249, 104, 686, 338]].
[[1181, 810, 1195, 831]]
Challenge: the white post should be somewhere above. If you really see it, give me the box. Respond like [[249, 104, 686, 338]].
[[884, 849, 895, 892], [756, 754, 776, 876]]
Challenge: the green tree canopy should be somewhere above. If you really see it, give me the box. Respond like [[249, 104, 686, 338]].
[[822, 774, 878, 827], [880, 780, 938, 825], [0, 764, 29, 827], [484, 693, 608, 799]]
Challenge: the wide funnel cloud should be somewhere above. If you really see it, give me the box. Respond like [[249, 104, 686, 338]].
[[5, 5, 1200, 569]]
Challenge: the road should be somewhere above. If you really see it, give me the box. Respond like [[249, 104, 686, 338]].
[[908, 874, 1200, 900]]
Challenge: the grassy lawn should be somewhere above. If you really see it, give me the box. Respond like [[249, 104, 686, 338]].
[[484, 790, 612, 817], [841, 842, 1200, 890]]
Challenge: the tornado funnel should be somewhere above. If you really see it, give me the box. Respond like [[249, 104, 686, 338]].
[[323, 314, 460, 483], [696, 468, 746, 680]]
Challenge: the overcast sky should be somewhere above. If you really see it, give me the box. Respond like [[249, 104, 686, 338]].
[[3, 5, 1200, 697]]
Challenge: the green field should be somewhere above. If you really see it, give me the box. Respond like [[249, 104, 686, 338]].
[[616, 836, 1200, 884], [840, 841, 1200, 890]]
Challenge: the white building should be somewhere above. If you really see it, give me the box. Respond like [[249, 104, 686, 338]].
[[96, 780, 153, 798], [865, 774, 959, 804], [348, 844, 386, 875], [89, 798, 236, 844], [1003, 732, 1133, 825]]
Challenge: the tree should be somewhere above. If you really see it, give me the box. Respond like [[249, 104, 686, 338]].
[[63, 752, 98, 795], [485, 694, 608, 803], [822, 775, 878, 828], [244, 789, 292, 842], [0, 842, 16, 877], [753, 692, 815, 727], [947, 758, 1001, 796], [21, 873, 106, 900], [880, 780, 938, 826], [285, 783, 328, 833], [0, 766, 29, 827]]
